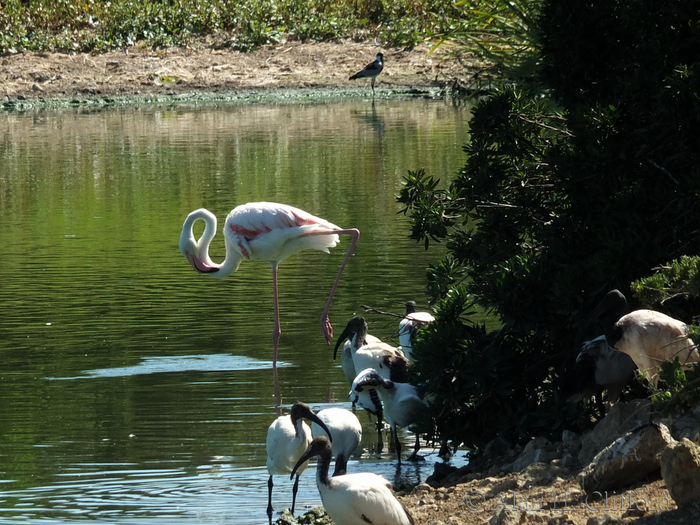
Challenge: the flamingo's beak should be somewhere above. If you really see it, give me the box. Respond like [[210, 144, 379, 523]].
[[189, 255, 218, 273]]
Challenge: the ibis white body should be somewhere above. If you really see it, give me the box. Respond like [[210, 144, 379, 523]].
[[265, 402, 331, 523], [591, 289, 700, 385], [311, 407, 362, 476], [398, 301, 435, 364], [291, 436, 414, 525]]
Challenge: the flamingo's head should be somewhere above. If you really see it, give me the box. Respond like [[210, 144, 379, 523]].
[[180, 209, 221, 274]]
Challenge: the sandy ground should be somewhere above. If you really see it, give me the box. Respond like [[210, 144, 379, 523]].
[[0, 40, 486, 106], [396, 466, 697, 525]]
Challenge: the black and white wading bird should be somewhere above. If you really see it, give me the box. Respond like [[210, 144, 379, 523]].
[[337, 331, 383, 388], [335, 317, 410, 442], [398, 300, 435, 364], [334, 317, 410, 383], [351, 368, 427, 465], [311, 407, 362, 476], [563, 335, 637, 415], [589, 289, 700, 386], [290, 436, 415, 525], [349, 52, 384, 94], [266, 402, 332, 524]]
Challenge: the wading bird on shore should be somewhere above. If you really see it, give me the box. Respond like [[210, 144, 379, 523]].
[[589, 289, 700, 386], [349, 52, 384, 95], [179, 202, 359, 367], [563, 335, 636, 416], [291, 436, 415, 525], [266, 402, 332, 524]]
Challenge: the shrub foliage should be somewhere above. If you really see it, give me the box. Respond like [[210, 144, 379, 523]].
[[400, 0, 700, 449]]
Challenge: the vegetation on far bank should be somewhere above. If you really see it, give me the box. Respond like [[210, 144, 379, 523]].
[[0, 0, 473, 54]]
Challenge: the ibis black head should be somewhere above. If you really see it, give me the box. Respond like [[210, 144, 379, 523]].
[[591, 290, 627, 321], [333, 317, 369, 359], [290, 402, 332, 442], [352, 368, 393, 392]]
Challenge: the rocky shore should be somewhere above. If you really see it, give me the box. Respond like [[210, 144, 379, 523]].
[[279, 400, 700, 525]]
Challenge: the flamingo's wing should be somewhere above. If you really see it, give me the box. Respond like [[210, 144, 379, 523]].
[[226, 202, 340, 260]]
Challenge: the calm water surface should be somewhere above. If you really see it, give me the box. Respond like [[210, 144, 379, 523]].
[[0, 98, 471, 523]]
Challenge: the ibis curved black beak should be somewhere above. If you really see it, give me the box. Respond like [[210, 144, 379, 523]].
[[291, 402, 333, 443], [290, 445, 316, 480], [333, 324, 353, 360], [290, 436, 332, 480]]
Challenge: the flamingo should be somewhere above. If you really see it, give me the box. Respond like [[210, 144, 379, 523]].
[[590, 289, 700, 386], [351, 368, 427, 465], [398, 300, 435, 364], [290, 436, 414, 525], [179, 203, 359, 366], [311, 407, 362, 476], [349, 52, 384, 95], [266, 402, 332, 524]]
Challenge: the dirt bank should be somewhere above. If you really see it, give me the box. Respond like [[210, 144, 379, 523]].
[[1, 40, 485, 108]]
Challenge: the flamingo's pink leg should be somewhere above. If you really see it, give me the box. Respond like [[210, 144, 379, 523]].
[[271, 262, 281, 367], [318, 228, 360, 344]]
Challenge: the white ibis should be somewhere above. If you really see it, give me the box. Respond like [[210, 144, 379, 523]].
[[337, 333, 382, 388], [311, 407, 362, 476], [265, 402, 332, 524], [349, 52, 384, 95], [290, 436, 414, 525], [398, 300, 435, 364], [350, 368, 427, 465], [334, 317, 410, 383], [590, 289, 700, 385], [335, 317, 410, 444], [179, 202, 359, 367], [564, 335, 637, 413]]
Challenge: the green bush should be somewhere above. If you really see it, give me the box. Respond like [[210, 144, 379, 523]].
[[400, 0, 700, 450], [0, 0, 468, 53]]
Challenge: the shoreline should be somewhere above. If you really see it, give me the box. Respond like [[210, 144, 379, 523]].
[[1, 40, 486, 111]]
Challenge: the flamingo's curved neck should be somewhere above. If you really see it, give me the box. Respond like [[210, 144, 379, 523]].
[[181, 209, 243, 279]]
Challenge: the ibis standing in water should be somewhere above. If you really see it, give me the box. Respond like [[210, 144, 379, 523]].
[[334, 317, 410, 383], [590, 289, 700, 386], [311, 407, 362, 476], [351, 368, 427, 465], [398, 300, 435, 364], [336, 332, 383, 388], [335, 317, 410, 443], [291, 436, 415, 525], [179, 202, 359, 367], [265, 402, 332, 524]]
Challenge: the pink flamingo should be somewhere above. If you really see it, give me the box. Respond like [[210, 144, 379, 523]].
[[179, 202, 360, 366]]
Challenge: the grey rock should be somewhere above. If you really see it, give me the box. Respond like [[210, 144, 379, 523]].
[[578, 399, 651, 466], [577, 423, 673, 493], [660, 436, 700, 508]]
